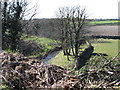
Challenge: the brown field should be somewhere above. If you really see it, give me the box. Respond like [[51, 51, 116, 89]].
[[88, 25, 119, 36]]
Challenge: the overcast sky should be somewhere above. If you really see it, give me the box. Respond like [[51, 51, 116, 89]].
[[28, 0, 119, 19]]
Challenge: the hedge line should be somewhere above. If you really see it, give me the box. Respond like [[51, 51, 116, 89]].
[[90, 35, 120, 39]]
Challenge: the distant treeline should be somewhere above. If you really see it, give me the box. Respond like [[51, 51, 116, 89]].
[[91, 23, 119, 26], [86, 19, 119, 21], [33, 18, 119, 21], [91, 35, 120, 39], [22, 19, 120, 40]]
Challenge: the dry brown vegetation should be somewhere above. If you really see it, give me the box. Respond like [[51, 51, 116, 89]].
[[1, 51, 120, 89]]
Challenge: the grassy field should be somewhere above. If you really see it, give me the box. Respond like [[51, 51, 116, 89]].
[[23, 35, 56, 46], [22, 35, 119, 67], [93, 39, 119, 57], [25, 36, 54, 51], [22, 35, 58, 57], [90, 20, 120, 25], [49, 39, 119, 68]]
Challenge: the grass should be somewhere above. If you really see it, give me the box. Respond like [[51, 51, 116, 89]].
[[2, 84, 10, 90], [22, 34, 58, 57], [22, 35, 119, 67], [24, 35, 56, 46], [93, 39, 119, 57], [49, 39, 119, 68], [90, 20, 119, 24], [25, 36, 54, 52], [49, 51, 75, 69], [49, 51, 67, 67], [90, 20, 120, 25]]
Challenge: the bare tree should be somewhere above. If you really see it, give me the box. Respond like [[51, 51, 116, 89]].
[[56, 6, 94, 70]]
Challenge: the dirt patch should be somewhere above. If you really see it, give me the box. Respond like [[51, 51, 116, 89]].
[[88, 25, 118, 36]]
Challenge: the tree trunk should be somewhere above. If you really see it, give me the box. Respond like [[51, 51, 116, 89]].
[[74, 46, 94, 70]]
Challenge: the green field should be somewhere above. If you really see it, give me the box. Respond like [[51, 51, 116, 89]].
[[23, 35, 56, 45], [22, 35, 119, 67], [90, 20, 120, 25], [93, 39, 119, 57], [49, 39, 119, 68], [24, 35, 59, 51], [22, 35, 58, 57]]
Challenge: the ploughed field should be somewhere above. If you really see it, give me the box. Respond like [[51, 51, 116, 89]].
[[88, 25, 119, 36]]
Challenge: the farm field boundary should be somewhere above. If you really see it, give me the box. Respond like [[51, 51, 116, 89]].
[[90, 35, 120, 39]]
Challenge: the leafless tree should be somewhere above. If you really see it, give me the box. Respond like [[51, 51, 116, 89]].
[[56, 6, 94, 70]]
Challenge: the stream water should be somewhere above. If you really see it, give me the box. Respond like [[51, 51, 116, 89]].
[[41, 50, 60, 63]]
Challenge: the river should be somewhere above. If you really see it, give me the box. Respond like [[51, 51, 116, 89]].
[[41, 50, 60, 64]]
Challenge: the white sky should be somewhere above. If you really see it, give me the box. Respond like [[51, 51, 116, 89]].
[[28, 0, 119, 19]]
